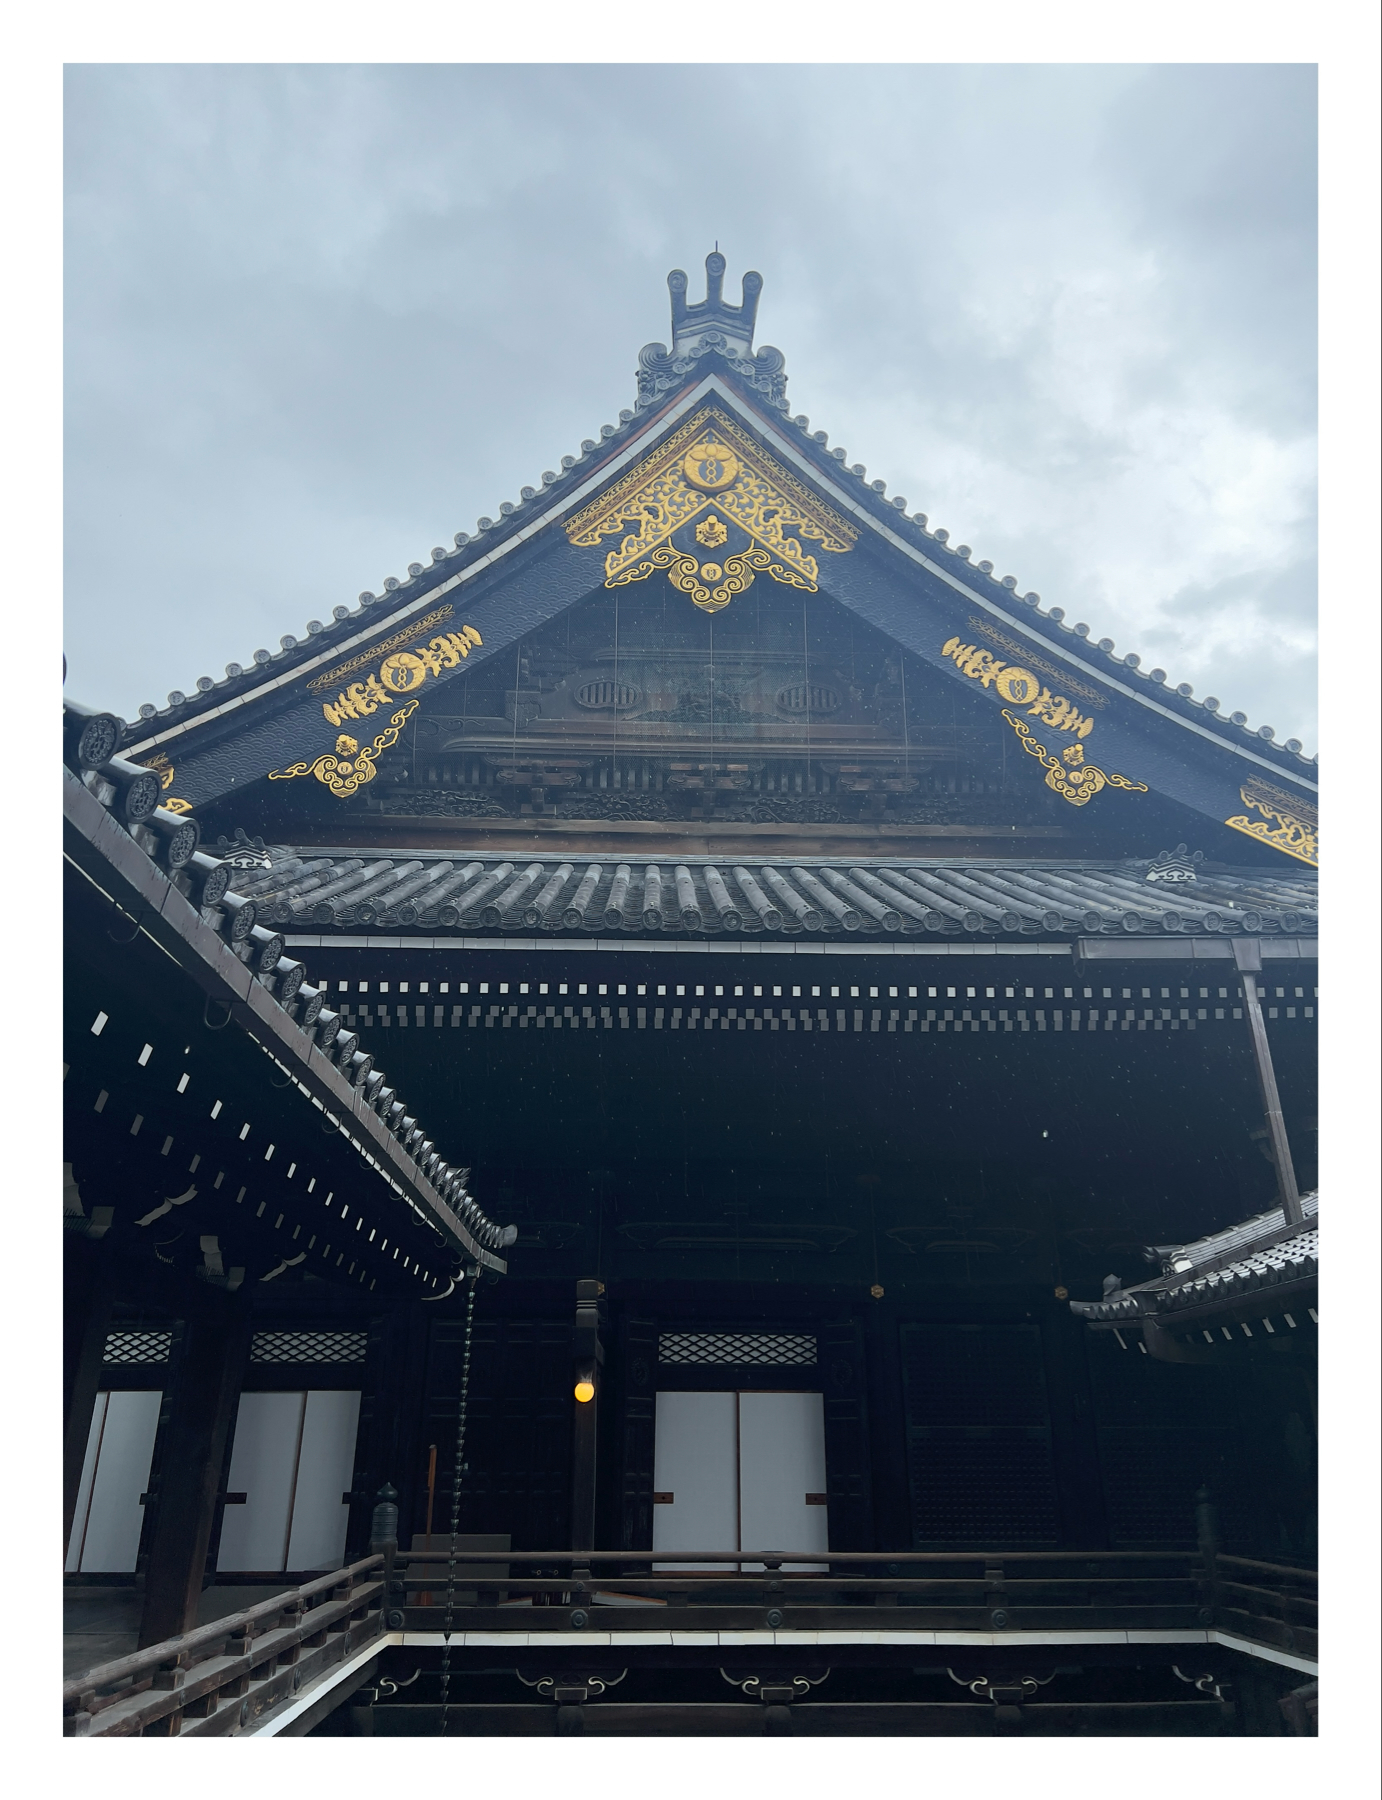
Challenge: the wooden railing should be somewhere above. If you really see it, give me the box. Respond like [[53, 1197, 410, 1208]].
[[378, 1540, 1315, 1657], [63, 1555, 385, 1738], [62, 1508, 1316, 1736], [385, 1547, 1205, 1634], [1215, 1554, 1318, 1663]]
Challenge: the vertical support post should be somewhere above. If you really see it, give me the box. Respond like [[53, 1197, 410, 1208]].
[[349, 1306, 423, 1562], [137, 1293, 251, 1649], [370, 1483, 400, 1623], [63, 1248, 114, 1561], [1233, 940, 1303, 1225], [1195, 1484, 1221, 1627], [571, 1278, 603, 1559]]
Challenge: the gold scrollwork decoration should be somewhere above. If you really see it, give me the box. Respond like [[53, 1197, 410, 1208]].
[[320, 626, 482, 727], [1001, 709, 1148, 806], [565, 407, 855, 612], [946, 637, 1097, 738], [269, 702, 420, 799], [608, 543, 810, 613], [965, 618, 1107, 707], [1224, 780, 1318, 867], [306, 604, 456, 691]]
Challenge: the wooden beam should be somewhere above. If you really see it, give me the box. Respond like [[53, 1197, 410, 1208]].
[[1232, 940, 1303, 1224]]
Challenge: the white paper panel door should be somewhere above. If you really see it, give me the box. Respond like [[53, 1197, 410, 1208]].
[[738, 1391, 829, 1568], [216, 1392, 306, 1572], [284, 1391, 361, 1572], [66, 1390, 163, 1573], [652, 1391, 738, 1568], [65, 1394, 106, 1572]]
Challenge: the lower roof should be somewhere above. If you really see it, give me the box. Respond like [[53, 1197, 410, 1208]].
[[1071, 1192, 1319, 1324], [227, 845, 1318, 945]]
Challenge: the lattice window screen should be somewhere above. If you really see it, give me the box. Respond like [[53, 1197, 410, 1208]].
[[250, 1330, 368, 1365], [658, 1332, 818, 1367], [901, 1323, 1059, 1545], [103, 1329, 172, 1365]]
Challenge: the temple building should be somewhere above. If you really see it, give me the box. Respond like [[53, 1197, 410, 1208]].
[[64, 254, 1317, 1738]]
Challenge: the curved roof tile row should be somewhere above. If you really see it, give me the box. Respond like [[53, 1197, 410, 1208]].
[[239, 848, 1318, 941], [68, 762, 510, 1259], [1071, 1193, 1319, 1324]]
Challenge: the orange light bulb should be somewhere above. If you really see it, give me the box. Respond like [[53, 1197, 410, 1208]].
[[574, 1379, 595, 1403]]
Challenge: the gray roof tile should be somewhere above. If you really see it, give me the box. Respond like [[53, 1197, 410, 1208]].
[[1072, 1193, 1319, 1322], [247, 847, 1318, 942]]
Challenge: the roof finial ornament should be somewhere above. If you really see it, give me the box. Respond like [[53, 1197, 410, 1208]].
[[667, 250, 763, 357]]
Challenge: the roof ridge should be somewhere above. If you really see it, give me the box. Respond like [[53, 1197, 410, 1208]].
[[126, 268, 1318, 772]]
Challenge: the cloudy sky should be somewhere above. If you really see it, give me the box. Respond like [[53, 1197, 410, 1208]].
[[64, 63, 1318, 744]]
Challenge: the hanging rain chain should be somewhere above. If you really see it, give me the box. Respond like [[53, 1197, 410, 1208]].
[[437, 1270, 477, 1736]]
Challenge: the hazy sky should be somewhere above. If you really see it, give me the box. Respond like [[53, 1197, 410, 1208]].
[[64, 63, 1318, 744]]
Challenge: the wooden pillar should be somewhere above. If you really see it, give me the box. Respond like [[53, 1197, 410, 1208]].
[[1232, 940, 1303, 1224], [63, 1244, 114, 1560], [137, 1292, 251, 1648], [616, 1314, 658, 1551], [349, 1304, 426, 1558], [571, 1279, 603, 1555], [1194, 1484, 1221, 1626]]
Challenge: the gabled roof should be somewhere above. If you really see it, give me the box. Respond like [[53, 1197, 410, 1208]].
[[115, 255, 1318, 848]]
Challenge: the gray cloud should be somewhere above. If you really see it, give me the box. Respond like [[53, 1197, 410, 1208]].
[[64, 63, 1316, 743]]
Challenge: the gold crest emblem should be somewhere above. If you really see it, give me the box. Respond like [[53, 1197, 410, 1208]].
[[682, 440, 740, 491]]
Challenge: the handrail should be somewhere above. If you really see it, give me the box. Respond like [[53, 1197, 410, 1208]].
[[390, 1548, 1197, 1565], [393, 1569, 1201, 1584], [62, 1555, 384, 1702], [1217, 1553, 1317, 1581], [382, 1543, 1312, 1663], [1218, 1576, 1318, 1605], [64, 1556, 387, 1736]]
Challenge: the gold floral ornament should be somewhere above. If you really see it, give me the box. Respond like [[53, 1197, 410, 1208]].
[[1225, 780, 1317, 867], [1001, 709, 1148, 806], [942, 636, 1097, 738], [565, 407, 855, 613], [269, 702, 419, 799], [321, 627, 482, 727]]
